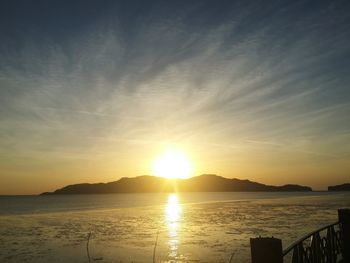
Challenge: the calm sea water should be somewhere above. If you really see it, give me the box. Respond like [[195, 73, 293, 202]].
[[0, 192, 349, 262]]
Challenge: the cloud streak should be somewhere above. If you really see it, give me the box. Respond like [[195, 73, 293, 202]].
[[0, 0, 350, 191]]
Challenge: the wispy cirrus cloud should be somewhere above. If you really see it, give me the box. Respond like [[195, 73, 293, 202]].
[[0, 0, 350, 191]]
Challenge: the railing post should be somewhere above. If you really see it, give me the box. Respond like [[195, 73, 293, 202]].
[[250, 237, 283, 263], [338, 209, 350, 262]]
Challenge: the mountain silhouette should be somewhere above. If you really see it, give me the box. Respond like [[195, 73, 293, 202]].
[[41, 174, 312, 195], [328, 183, 350, 191]]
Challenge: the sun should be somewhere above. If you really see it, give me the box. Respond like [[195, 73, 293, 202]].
[[152, 149, 193, 179]]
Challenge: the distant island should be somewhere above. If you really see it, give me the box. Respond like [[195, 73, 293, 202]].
[[328, 183, 350, 191], [41, 174, 312, 195]]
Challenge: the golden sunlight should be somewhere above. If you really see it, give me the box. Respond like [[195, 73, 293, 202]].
[[165, 194, 182, 258], [166, 194, 182, 223], [152, 149, 192, 179]]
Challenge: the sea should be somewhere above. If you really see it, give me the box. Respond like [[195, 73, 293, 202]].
[[0, 191, 349, 262]]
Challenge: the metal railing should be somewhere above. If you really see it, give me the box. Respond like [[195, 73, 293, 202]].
[[283, 222, 343, 263]]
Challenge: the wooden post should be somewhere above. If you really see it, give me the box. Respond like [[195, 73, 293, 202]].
[[250, 237, 283, 263], [338, 209, 350, 262]]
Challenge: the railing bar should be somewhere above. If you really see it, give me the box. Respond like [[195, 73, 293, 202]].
[[283, 221, 339, 256]]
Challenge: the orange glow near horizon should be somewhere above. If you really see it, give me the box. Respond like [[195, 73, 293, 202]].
[[152, 148, 193, 179]]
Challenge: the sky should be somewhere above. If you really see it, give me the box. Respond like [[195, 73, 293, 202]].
[[0, 0, 350, 194]]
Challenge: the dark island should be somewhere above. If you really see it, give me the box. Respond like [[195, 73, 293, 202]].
[[41, 174, 312, 195], [328, 183, 350, 191]]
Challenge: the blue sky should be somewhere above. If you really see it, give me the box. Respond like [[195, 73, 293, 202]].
[[0, 0, 350, 193]]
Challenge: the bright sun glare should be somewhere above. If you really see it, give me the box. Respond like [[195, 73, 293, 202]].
[[152, 149, 192, 179]]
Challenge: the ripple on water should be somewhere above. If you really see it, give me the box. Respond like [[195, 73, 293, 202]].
[[1, 192, 349, 262]]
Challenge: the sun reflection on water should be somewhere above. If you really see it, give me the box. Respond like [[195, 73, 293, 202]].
[[165, 194, 182, 259]]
